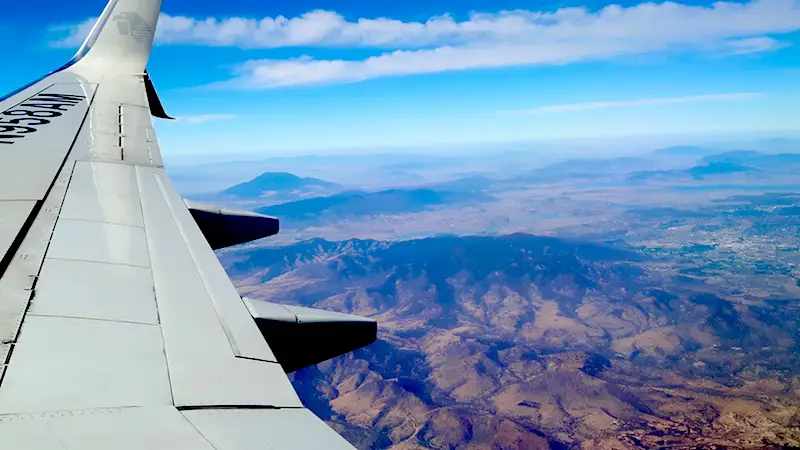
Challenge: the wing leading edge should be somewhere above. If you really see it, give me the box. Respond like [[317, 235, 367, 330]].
[[0, 0, 374, 448]]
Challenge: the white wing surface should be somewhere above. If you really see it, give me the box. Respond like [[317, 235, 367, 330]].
[[0, 1, 371, 448]]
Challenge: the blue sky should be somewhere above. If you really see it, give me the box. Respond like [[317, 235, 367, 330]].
[[1, 0, 799, 156]]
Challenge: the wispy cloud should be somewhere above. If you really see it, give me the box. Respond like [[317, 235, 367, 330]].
[[718, 36, 792, 55], [50, 0, 800, 88], [176, 114, 237, 124], [501, 93, 763, 114], [213, 42, 636, 89], [52, 0, 800, 50], [50, 20, 95, 48]]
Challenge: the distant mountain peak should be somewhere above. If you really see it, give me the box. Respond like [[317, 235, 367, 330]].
[[688, 162, 752, 179], [221, 172, 342, 199], [252, 172, 303, 182]]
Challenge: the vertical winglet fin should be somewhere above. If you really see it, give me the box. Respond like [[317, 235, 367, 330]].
[[69, 0, 163, 74]]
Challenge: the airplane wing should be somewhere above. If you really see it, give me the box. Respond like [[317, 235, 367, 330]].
[[0, 1, 375, 448]]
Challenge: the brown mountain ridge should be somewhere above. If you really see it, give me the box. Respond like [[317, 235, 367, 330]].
[[220, 235, 800, 449]]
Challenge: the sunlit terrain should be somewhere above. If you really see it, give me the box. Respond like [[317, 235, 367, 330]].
[[171, 140, 800, 448]]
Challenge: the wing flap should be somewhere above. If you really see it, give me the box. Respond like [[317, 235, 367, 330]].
[[0, 404, 357, 450], [58, 161, 143, 227], [29, 259, 159, 325], [46, 219, 150, 267], [183, 408, 357, 450], [0, 406, 216, 450], [0, 316, 172, 414]]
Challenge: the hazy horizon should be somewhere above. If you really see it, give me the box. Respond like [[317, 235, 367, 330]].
[[162, 130, 800, 167], [4, 0, 799, 158]]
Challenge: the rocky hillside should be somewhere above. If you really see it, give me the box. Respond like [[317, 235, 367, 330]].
[[221, 235, 800, 449]]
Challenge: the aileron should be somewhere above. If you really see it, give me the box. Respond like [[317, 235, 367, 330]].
[[30, 259, 158, 326]]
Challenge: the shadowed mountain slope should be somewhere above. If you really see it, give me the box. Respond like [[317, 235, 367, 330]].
[[221, 234, 800, 449]]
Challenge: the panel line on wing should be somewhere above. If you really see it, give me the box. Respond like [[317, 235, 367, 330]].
[[0, 405, 150, 419], [44, 257, 149, 269], [25, 313, 157, 327], [46, 217, 143, 229], [176, 405, 301, 411], [177, 410, 222, 450], [231, 355, 283, 365]]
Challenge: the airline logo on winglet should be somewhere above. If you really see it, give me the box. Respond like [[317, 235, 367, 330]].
[[114, 12, 153, 44]]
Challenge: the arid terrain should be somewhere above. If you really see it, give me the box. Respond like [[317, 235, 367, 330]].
[[202, 145, 800, 449]]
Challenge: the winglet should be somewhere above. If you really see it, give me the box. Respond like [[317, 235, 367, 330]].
[[68, 0, 163, 75]]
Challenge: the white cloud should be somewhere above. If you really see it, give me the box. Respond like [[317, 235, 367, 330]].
[[50, 0, 800, 88], [215, 41, 638, 89], [719, 36, 791, 55], [53, 0, 800, 50], [500, 93, 763, 114], [176, 114, 237, 124], [50, 19, 96, 48]]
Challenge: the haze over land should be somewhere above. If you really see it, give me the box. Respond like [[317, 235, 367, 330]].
[[2, 0, 798, 448], [172, 137, 800, 449]]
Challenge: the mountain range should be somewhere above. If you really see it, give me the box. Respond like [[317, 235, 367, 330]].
[[629, 162, 755, 182], [221, 234, 800, 449], [256, 188, 494, 225], [701, 151, 800, 169], [435, 149, 797, 188]]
